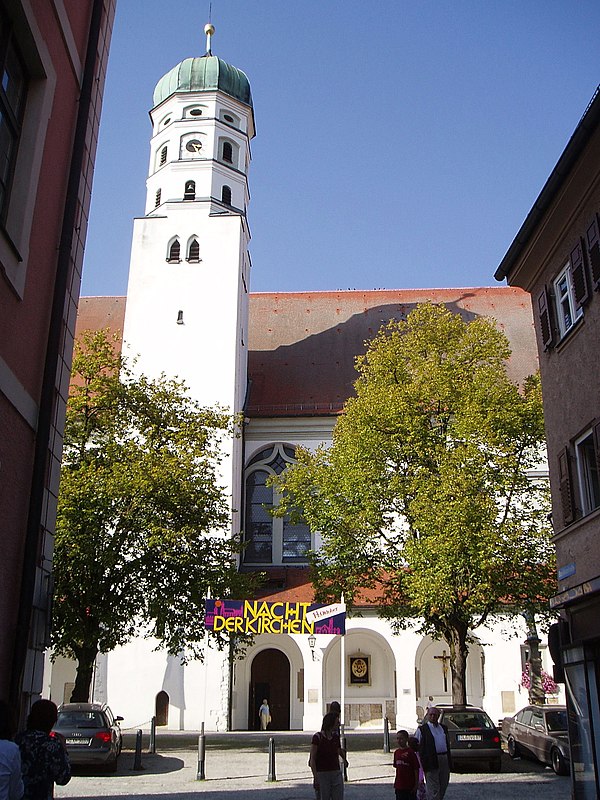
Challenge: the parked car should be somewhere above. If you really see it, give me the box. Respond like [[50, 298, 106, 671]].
[[501, 704, 569, 775], [436, 705, 502, 772], [53, 702, 123, 771]]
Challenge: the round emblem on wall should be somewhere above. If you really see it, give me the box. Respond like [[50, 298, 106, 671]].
[[351, 657, 367, 678]]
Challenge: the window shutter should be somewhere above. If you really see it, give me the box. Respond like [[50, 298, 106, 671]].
[[570, 239, 589, 308], [558, 447, 575, 526], [585, 215, 600, 289], [537, 287, 554, 350]]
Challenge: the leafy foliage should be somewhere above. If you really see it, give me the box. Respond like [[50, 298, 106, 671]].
[[52, 330, 254, 700], [275, 303, 555, 702]]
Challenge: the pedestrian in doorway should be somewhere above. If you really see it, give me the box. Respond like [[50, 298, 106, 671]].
[[16, 700, 70, 800], [258, 699, 271, 731], [392, 730, 419, 800], [414, 707, 451, 800], [309, 712, 347, 800]]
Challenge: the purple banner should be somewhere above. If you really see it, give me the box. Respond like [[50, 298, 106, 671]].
[[205, 599, 345, 635]]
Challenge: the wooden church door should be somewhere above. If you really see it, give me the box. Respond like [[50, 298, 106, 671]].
[[249, 648, 290, 730]]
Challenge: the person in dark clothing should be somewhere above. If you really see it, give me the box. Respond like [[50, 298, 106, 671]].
[[309, 712, 347, 800], [16, 701, 70, 800], [415, 707, 451, 800]]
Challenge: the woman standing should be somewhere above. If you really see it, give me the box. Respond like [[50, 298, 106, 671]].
[[258, 699, 271, 731], [309, 712, 347, 800]]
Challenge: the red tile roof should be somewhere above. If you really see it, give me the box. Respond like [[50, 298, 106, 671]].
[[246, 287, 536, 416], [75, 287, 537, 418]]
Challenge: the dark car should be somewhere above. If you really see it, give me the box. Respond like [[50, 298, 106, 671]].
[[53, 702, 123, 771], [436, 705, 502, 772], [501, 704, 569, 775]]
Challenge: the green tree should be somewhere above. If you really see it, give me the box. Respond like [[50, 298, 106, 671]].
[[275, 303, 555, 704], [52, 330, 253, 702]]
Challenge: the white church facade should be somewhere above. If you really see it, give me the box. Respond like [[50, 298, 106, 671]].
[[47, 29, 561, 733]]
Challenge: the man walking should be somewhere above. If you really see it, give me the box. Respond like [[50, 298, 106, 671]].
[[415, 706, 451, 800]]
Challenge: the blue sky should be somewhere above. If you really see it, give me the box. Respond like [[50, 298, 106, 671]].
[[81, 1, 600, 297]]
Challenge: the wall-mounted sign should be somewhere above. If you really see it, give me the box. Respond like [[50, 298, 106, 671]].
[[349, 654, 370, 685], [205, 599, 346, 635]]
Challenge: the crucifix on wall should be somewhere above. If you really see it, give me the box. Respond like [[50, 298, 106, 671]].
[[434, 650, 451, 693]]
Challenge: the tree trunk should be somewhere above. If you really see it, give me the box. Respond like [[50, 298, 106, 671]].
[[70, 645, 98, 702], [524, 614, 545, 706], [446, 620, 469, 705]]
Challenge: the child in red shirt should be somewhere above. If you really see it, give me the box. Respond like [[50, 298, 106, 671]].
[[392, 729, 420, 800]]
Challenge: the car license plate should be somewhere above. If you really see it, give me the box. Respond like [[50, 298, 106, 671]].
[[66, 738, 90, 745], [457, 734, 482, 741]]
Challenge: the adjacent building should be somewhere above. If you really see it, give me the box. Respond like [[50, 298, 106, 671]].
[[0, 0, 115, 719], [496, 86, 600, 798]]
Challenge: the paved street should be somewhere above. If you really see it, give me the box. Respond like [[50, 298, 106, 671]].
[[55, 731, 571, 800]]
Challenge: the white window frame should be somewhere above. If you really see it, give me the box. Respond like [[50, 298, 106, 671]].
[[553, 263, 582, 337]]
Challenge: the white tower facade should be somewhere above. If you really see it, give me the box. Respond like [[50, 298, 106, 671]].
[[122, 41, 255, 541]]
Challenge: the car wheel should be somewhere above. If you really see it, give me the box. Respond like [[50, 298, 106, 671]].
[[490, 757, 502, 772], [105, 756, 118, 773], [551, 747, 568, 776], [507, 736, 519, 758]]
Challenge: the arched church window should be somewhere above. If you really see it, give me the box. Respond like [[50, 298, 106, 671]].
[[187, 237, 200, 262], [184, 180, 195, 200], [221, 185, 232, 206], [243, 444, 311, 565], [166, 238, 180, 263], [159, 145, 167, 166], [155, 189, 161, 208], [222, 141, 233, 164]]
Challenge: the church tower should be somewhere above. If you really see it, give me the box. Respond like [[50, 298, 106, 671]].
[[122, 24, 255, 536]]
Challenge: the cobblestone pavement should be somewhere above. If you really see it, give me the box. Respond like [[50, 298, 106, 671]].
[[54, 731, 572, 800]]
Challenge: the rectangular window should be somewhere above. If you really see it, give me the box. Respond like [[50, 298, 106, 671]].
[[575, 428, 600, 516], [0, 8, 28, 220], [282, 516, 311, 562], [553, 263, 583, 337]]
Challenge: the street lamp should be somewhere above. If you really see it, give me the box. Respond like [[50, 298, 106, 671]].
[[308, 634, 316, 660]]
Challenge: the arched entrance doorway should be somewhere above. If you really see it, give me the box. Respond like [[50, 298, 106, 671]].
[[249, 649, 290, 730], [155, 691, 169, 726]]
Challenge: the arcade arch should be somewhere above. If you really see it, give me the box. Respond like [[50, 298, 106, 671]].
[[414, 634, 485, 719], [322, 628, 397, 729]]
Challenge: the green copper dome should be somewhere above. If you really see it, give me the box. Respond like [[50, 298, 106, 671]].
[[153, 55, 252, 108]]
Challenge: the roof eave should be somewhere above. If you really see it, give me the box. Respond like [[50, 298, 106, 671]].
[[495, 86, 600, 283]]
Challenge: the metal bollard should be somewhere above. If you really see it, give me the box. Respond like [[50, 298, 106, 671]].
[[149, 716, 156, 754], [196, 725, 206, 781], [383, 716, 390, 753], [133, 729, 143, 770], [267, 736, 276, 782], [341, 733, 348, 782]]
